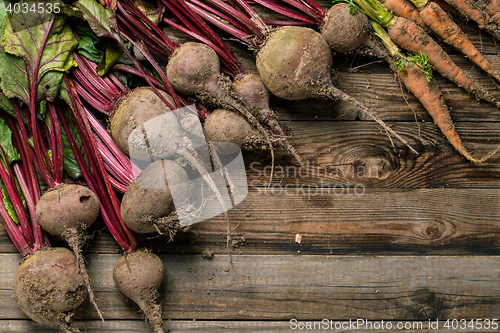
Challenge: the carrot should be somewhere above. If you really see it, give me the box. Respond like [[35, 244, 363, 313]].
[[386, 16, 500, 107], [410, 1, 500, 84], [380, 0, 500, 84], [481, 0, 500, 25], [355, 0, 500, 106], [380, 0, 427, 29], [441, 0, 500, 40], [397, 60, 500, 163], [431, 0, 461, 16]]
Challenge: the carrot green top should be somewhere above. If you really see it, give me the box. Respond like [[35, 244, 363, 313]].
[[408, 0, 429, 9], [353, 0, 397, 27], [369, 21, 400, 56]]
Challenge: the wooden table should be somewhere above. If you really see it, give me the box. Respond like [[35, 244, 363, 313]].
[[1, 3, 500, 332]]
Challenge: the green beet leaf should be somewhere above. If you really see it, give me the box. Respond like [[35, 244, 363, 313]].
[[0, 94, 14, 117], [0, 0, 78, 106], [96, 39, 122, 75], [76, 0, 120, 40], [134, 0, 164, 25], [75, 23, 104, 63], [0, 118, 20, 164], [60, 111, 85, 179], [0, 118, 25, 224]]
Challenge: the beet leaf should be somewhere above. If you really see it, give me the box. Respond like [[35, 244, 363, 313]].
[[76, 0, 121, 40], [75, 23, 104, 63], [0, 119, 26, 225], [0, 0, 78, 104]]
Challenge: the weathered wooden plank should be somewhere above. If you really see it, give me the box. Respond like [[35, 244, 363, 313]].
[[0, 254, 499, 322], [148, 187, 500, 255], [0, 319, 492, 332], [198, 121, 500, 190], [1, 188, 499, 255], [48, 122, 500, 191], [274, 122, 500, 189]]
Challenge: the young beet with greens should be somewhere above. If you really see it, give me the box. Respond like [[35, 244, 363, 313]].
[[183, 0, 418, 154], [77, 0, 275, 179], [110, 86, 228, 235], [74, 0, 256, 274], [109, 0, 281, 179], [0, 115, 86, 333], [161, 0, 304, 164], [242, 0, 389, 57], [108, 83, 248, 274], [61, 78, 167, 333], [83, 0, 277, 162], [0, 1, 103, 319], [69, 44, 202, 235], [108, 86, 192, 234], [69, 14, 247, 274]]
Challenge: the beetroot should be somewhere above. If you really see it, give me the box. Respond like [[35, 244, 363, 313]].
[[113, 250, 165, 333], [13, 248, 87, 333], [233, 73, 304, 164], [256, 26, 417, 154], [120, 159, 191, 235], [183, 0, 417, 152], [110, 87, 176, 160], [320, 3, 396, 61], [166, 42, 277, 170], [203, 108, 265, 154], [256, 26, 332, 101], [35, 185, 100, 241], [321, 2, 371, 52], [35, 184, 101, 321], [111, 86, 235, 232]]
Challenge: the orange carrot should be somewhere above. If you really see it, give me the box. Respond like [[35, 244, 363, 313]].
[[481, 0, 500, 25], [387, 16, 500, 107], [380, 0, 427, 29], [416, 1, 500, 84], [397, 61, 499, 163], [431, 0, 461, 16], [382, 1, 500, 84], [441, 0, 500, 40]]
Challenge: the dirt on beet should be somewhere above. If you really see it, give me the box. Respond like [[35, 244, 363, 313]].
[[13, 248, 86, 331]]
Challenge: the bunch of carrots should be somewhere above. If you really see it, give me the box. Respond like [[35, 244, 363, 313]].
[[352, 0, 500, 162]]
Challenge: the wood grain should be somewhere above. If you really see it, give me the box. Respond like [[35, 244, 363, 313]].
[[0, 254, 499, 324], [0, 319, 493, 332], [0, 188, 499, 255]]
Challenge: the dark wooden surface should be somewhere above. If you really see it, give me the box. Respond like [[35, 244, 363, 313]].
[[1, 1, 500, 332]]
